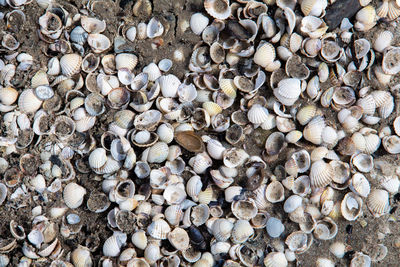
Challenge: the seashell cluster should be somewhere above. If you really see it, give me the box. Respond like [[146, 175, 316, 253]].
[[0, 0, 398, 266]]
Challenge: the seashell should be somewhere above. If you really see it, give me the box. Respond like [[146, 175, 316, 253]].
[[158, 74, 181, 98], [2, 33, 19, 51], [231, 220, 254, 244], [232, 199, 258, 220], [147, 17, 164, 38], [0, 86, 18, 105], [60, 54, 82, 76], [18, 89, 43, 114], [87, 33, 111, 53], [313, 217, 337, 240], [89, 148, 107, 169], [163, 183, 187, 205], [70, 26, 88, 45], [131, 230, 147, 250], [103, 232, 127, 257], [223, 148, 249, 168], [144, 243, 160, 264], [329, 242, 349, 259], [264, 252, 288, 267], [265, 181, 285, 203], [191, 204, 210, 226], [301, 0, 327, 17], [341, 192, 363, 221], [71, 246, 93, 267], [204, 0, 231, 20], [63, 182, 87, 209], [285, 55, 310, 80], [114, 53, 138, 72], [367, 189, 389, 217], [190, 13, 209, 35], [81, 16, 106, 34], [254, 42, 276, 68], [351, 153, 373, 173], [266, 217, 285, 238], [147, 219, 171, 239], [52, 116, 76, 140], [247, 104, 270, 124], [310, 160, 333, 188], [212, 218, 234, 242], [81, 53, 100, 73], [300, 16, 328, 38], [134, 109, 162, 131], [158, 58, 172, 72], [382, 135, 400, 154], [373, 31, 393, 53], [303, 116, 326, 145], [175, 131, 205, 153], [273, 78, 301, 106], [168, 227, 189, 251], [382, 47, 400, 75], [285, 231, 312, 253], [350, 252, 371, 267]]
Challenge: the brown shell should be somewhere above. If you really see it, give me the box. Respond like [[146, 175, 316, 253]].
[[175, 131, 205, 153]]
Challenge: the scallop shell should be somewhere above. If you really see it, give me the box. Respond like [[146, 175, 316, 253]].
[[60, 54, 82, 77], [204, 0, 231, 20], [247, 104, 270, 124], [63, 182, 87, 209], [310, 160, 333, 188], [367, 189, 389, 217]]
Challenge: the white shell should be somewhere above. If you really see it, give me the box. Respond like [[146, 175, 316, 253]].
[[204, 0, 231, 20], [89, 148, 107, 169], [264, 252, 288, 267], [147, 17, 164, 38], [63, 182, 87, 209], [87, 34, 111, 53], [373, 31, 393, 52], [131, 230, 147, 250], [274, 78, 301, 106], [60, 54, 82, 76], [266, 217, 285, 238], [367, 189, 389, 217], [310, 160, 333, 188], [231, 220, 254, 244], [159, 74, 181, 98], [147, 219, 171, 239], [341, 192, 363, 221], [0, 87, 18, 105], [103, 231, 127, 257], [115, 53, 138, 71], [18, 89, 43, 114], [190, 13, 209, 35], [247, 104, 269, 124], [147, 142, 169, 163]]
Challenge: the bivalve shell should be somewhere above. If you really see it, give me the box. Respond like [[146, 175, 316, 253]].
[[63, 182, 87, 209], [310, 160, 333, 188], [264, 252, 288, 267], [147, 219, 171, 239], [190, 13, 209, 35], [204, 0, 231, 20], [367, 189, 389, 217], [60, 54, 82, 76]]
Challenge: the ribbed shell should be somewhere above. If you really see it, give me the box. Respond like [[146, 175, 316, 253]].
[[63, 182, 87, 209], [247, 104, 269, 124], [103, 232, 126, 257], [147, 142, 169, 163], [274, 78, 301, 106], [373, 30, 393, 52], [254, 42, 275, 68], [310, 160, 333, 188], [0, 86, 18, 105], [18, 89, 43, 114], [367, 189, 389, 217], [219, 78, 237, 98], [303, 116, 326, 145], [212, 218, 234, 241], [231, 220, 254, 244], [115, 53, 138, 71], [202, 101, 222, 116], [186, 176, 202, 199], [147, 219, 171, 239], [71, 246, 93, 267], [296, 105, 319, 125], [89, 148, 107, 169], [264, 252, 288, 267], [159, 74, 181, 98], [60, 54, 82, 76]]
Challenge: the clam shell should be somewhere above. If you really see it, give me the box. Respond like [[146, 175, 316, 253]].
[[60, 54, 82, 77], [231, 199, 258, 220], [350, 252, 371, 267], [81, 16, 106, 34], [310, 160, 333, 188], [231, 220, 254, 244], [115, 53, 138, 71], [303, 116, 326, 145], [18, 89, 43, 114], [265, 181, 285, 203], [0, 86, 18, 105], [264, 252, 288, 267], [274, 78, 301, 106], [341, 192, 363, 221], [63, 182, 87, 209], [190, 13, 209, 35], [71, 246, 93, 267], [0, 183, 8, 206], [204, 0, 231, 20], [367, 189, 389, 217], [87, 33, 111, 53], [212, 218, 234, 242], [382, 47, 400, 75], [159, 74, 181, 98], [191, 204, 210, 226], [175, 131, 205, 153], [70, 26, 88, 45], [254, 42, 276, 68], [103, 232, 127, 257], [373, 31, 393, 53], [89, 148, 107, 169], [285, 231, 311, 253], [147, 219, 171, 239], [247, 104, 269, 124], [168, 227, 189, 251]]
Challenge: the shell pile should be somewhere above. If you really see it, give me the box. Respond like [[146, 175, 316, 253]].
[[0, 0, 400, 266]]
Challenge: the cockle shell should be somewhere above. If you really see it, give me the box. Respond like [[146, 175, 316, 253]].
[[204, 0, 231, 20], [310, 160, 333, 188], [264, 252, 288, 267], [71, 246, 93, 267], [0, 87, 18, 105], [63, 182, 87, 209], [254, 42, 276, 68], [60, 54, 82, 76], [274, 78, 301, 106], [87, 34, 111, 53], [103, 232, 127, 257], [247, 104, 269, 124], [367, 189, 389, 217], [18, 89, 43, 114], [190, 13, 209, 35], [81, 16, 106, 34], [147, 219, 171, 240]]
